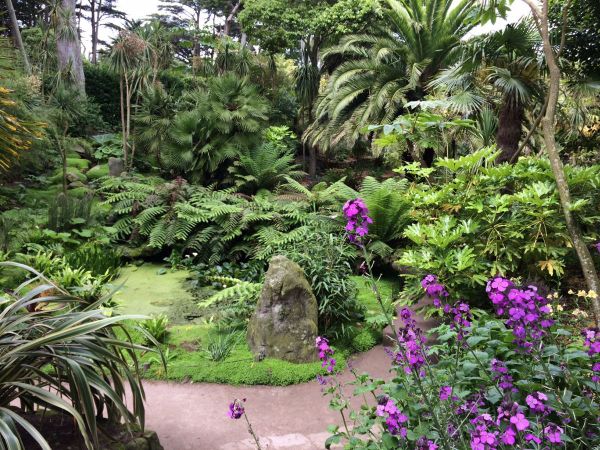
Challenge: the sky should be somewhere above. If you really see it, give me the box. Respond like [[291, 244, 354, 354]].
[[80, 0, 532, 59]]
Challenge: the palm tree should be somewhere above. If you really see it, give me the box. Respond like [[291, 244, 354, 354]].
[[134, 83, 176, 168], [109, 30, 150, 169], [305, 0, 479, 152], [165, 75, 270, 183], [431, 20, 543, 163]]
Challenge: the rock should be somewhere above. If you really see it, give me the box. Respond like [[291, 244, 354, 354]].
[[247, 255, 318, 363], [68, 181, 85, 189], [87, 163, 110, 180], [109, 157, 125, 176]]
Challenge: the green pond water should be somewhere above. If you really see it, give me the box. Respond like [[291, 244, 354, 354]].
[[112, 263, 196, 321]]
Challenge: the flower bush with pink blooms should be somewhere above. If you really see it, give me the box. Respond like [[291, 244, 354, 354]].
[[316, 199, 599, 449]]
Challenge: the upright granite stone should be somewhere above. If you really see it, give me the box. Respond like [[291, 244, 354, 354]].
[[247, 255, 318, 363], [108, 157, 124, 176]]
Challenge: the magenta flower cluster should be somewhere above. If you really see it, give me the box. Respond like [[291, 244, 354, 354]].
[[583, 328, 600, 383], [376, 396, 408, 437], [421, 274, 471, 340], [416, 436, 438, 450], [343, 198, 373, 243], [486, 277, 554, 350], [491, 359, 515, 393], [390, 307, 427, 376], [316, 336, 336, 373], [582, 328, 600, 356], [227, 399, 245, 419]]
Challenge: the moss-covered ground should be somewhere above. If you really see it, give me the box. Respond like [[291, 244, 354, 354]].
[[113, 264, 398, 385]]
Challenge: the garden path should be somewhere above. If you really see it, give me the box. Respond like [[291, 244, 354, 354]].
[[138, 301, 438, 450]]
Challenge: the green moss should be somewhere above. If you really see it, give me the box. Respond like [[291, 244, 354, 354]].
[[48, 167, 88, 184], [66, 157, 91, 171], [87, 164, 110, 180], [128, 323, 348, 386], [68, 187, 93, 198]]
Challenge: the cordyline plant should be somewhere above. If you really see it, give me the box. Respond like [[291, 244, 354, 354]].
[[0, 261, 162, 450], [314, 198, 599, 449]]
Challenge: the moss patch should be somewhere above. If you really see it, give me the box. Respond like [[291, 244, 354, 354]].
[[124, 323, 347, 386], [87, 164, 109, 180], [351, 275, 397, 318], [66, 157, 91, 171]]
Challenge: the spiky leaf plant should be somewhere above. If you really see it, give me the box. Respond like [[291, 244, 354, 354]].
[[0, 262, 159, 450]]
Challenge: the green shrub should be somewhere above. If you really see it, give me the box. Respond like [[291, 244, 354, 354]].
[[396, 149, 600, 302], [276, 231, 364, 337], [141, 314, 170, 345], [0, 262, 154, 449], [200, 329, 243, 362], [47, 192, 94, 232], [349, 327, 381, 352], [64, 243, 121, 279]]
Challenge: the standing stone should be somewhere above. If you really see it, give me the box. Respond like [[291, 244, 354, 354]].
[[247, 255, 318, 363], [108, 157, 124, 176]]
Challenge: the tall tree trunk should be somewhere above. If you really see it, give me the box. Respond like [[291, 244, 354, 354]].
[[5, 0, 31, 74], [119, 75, 128, 167], [524, 0, 600, 324], [56, 0, 86, 93], [496, 97, 524, 163], [90, 0, 98, 64], [223, 1, 242, 37]]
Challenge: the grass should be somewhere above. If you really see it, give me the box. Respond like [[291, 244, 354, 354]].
[[113, 266, 398, 386], [351, 275, 397, 318]]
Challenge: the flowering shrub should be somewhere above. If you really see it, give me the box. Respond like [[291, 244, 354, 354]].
[[318, 271, 600, 449]]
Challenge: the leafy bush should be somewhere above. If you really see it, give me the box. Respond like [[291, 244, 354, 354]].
[[100, 176, 321, 264], [64, 243, 122, 279], [91, 133, 122, 161], [229, 142, 303, 193], [0, 262, 155, 450], [396, 149, 600, 302], [276, 231, 364, 337], [141, 314, 170, 345], [201, 329, 243, 362], [165, 75, 270, 182], [47, 192, 94, 232]]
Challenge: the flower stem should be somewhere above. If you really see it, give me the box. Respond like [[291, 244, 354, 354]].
[[244, 414, 262, 450]]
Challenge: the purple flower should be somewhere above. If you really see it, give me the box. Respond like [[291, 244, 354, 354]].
[[486, 278, 554, 350], [593, 242, 600, 254], [343, 198, 373, 244], [439, 386, 452, 401], [525, 433, 542, 444], [421, 274, 449, 306], [526, 392, 550, 415], [509, 412, 529, 431], [491, 359, 515, 392], [592, 362, 600, 383], [316, 336, 336, 373], [416, 436, 438, 450], [582, 328, 600, 356], [390, 310, 428, 376], [469, 414, 498, 449], [376, 397, 408, 437], [544, 423, 564, 444], [228, 399, 245, 419]]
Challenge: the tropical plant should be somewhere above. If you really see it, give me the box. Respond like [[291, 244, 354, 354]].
[[141, 314, 169, 345], [305, 0, 480, 152], [201, 329, 243, 362], [91, 133, 122, 161], [0, 262, 156, 450], [134, 83, 176, 168], [431, 20, 543, 163], [395, 149, 600, 303], [165, 75, 270, 182], [277, 231, 363, 337], [229, 142, 304, 193], [64, 243, 122, 279]]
